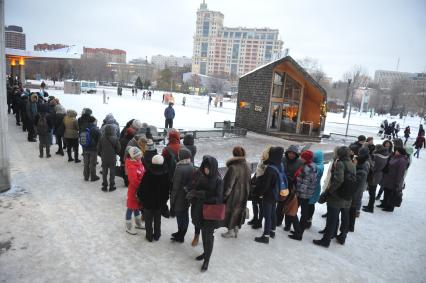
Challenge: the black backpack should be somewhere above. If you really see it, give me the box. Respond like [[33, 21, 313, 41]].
[[336, 162, 357, 201], [165, 147, 178, 182]]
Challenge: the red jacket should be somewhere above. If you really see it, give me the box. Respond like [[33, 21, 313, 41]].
[[162, 130, 181, 157], [413, 136, 426, 149], [125, 158, 145, 209]]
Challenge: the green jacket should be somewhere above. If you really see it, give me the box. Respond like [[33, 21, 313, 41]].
[[327, 147, 355, 209]]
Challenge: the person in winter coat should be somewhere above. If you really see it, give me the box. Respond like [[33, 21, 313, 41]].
[[281, 145, 303, 230], [34, 104, 54, 158], [349, 135, 366, 156], [119, 119, 135, 139], [183, 133, 197, 165], [63, 109, 81, 163], [381, 147, 409, 212], [119, 128, 136, 186], [254, 147, 284, 244], [125, 147, 146, 235], [162, 129, 181, 182], [404, 126, 411, 145], [98, 124, 121, 192], [418, 124, 425, 137], [20, 92, 29, 133], [100, 113, 120, 138], [143, 139, 158, 168], [137, 155, 170, 242], [248, 145, 272, 229], [164, 102, 175, 128], [77, 108, 94, 134], [221, 146, 251, 238], [413, 134, 425, 158], [362, 144, 389, 213], [307, 150, 325, 229], [26, 93, 38, 142], [187, 155, 223, 272], [313, 146, 355, 247], [349, 147, 370, 232], [376, 139, 394, 200], [288, 150, 317, 241], [82, 116, 101, 182], [170, 148, 194, 243], [53, 104, 66, 155]]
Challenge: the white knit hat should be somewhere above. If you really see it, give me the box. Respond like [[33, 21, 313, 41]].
[[152, 155, 164, 165], [128, 147, 142, 160], [132, 119, 143, 129]]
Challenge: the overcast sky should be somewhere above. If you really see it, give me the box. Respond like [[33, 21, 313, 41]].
[[5, 0, 426, 80]]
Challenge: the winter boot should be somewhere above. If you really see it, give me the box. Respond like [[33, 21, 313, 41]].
[[248, 218, 258, 225], [254, 235, 269, 244], [195, 253, 205, 261], [336, 234, 346, 245], [313, 238, 330, 248], [191, 234, 200, 247], [221, 229, 236, 238], [288, 234, 302, 241], [109, 186, 116, 192], [135, 217, 145, 230], [201, 260, 209, 272], [252, 220, 262, 229], [46, 146, 51, 158], [126, 220, 137, 235], [270, 230, 276, 239], [362, 206, 374, 213], [349, 207, 356, 232]]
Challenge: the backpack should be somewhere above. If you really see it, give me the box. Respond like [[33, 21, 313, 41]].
[[336, 162, 357, 201], [165, 147, 178, 181], [269, 164, 289, 201], [79, 127, 92, 148], [36, 114, 48, 135]]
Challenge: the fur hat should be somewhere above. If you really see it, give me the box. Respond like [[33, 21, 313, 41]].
[[82, 108, 93, 116], [232, 146, 246, 157], [128, 147, 142, 160], [358, 135, 366, 142], [146, 139, 155, 151], [152, 155, 164, 165], [301, 150, 314, 163], [132, 119, 143, 129]]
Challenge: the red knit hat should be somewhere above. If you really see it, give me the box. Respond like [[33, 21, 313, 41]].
[[301, 150, 314, 163], [126, 127, 136, 136]]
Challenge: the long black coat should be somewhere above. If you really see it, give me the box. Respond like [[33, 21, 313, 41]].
[[170, 161, 194, 212], [190, 156, 224, 228], [137, 164, 170, 210]]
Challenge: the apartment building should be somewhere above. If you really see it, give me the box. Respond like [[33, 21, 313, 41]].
[[192, 1, 283, 77]]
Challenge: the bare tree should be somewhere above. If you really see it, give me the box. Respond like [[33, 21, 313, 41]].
[[342, 65, 371, 118], [297, 57, 327, 84]]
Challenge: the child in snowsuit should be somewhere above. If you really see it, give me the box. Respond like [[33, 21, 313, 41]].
[[125, 147, 146, 235]]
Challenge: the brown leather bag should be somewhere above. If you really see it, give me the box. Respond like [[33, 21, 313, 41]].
[[282, 194, 299, 217]]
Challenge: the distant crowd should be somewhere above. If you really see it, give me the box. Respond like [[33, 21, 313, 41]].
[[6, 76, 426, 272]]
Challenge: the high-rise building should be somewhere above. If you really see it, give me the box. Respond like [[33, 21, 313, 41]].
[[34, 43, 69, 51], [83, 47, 126, 63], [192, 1, 283, 77], [374, 70, 426, 90], [5, 25, 26, 50], [151, 55, 192, 70]]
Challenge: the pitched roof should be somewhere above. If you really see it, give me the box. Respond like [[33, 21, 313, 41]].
[[240, 55, 327, 97]]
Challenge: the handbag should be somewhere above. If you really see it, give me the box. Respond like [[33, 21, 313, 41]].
[[282, 195, 299, 217], [202, 204, 226, 221]]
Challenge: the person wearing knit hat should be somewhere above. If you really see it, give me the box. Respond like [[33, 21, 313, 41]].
[[143, 139, 158, 168], [289, 150, 317, 241], [137, 154, 170, 242], [170, 147, 194, 243], [132, 119, 143, 130], [183, 134, 197, 165], [125, 147, 146, 235], [280, 145, 303, 230], [53, 104, 67, 155]]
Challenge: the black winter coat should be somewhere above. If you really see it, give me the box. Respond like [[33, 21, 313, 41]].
[[170, 161, 194, 212], [190, 156, 224, 228], [137, 164, 170, 210], [97, 125, 121, 167]]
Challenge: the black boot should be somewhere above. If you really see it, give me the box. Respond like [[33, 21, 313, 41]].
[[254, 235, 269, 244], [362, 206, 374, 213], [313, 238, 330, 248], [248, 218, 258, 225], [201, 260, 209, 272], [195, 254, 205, 261], [336, 234, 346, 245], [288, 234, 302, 241], [251, 220, 262, 229]]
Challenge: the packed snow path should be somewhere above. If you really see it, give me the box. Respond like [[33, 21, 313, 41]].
[[0, 116, 425, 283]]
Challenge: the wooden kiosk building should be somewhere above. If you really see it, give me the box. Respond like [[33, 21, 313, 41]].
[[235, 56, 327, 141]]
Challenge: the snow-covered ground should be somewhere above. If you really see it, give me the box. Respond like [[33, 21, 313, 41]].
[[1, 112, 425, 282]]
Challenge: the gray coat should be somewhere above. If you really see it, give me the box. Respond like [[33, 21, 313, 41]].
[[326, 147, 356, 209], [351, 158, 370, 208], [170, 160, 194, 212], [296, 163, 317, 199], [221, 157, 251, 229], [371, 153, 389, 187], [98, 124, 121, 167]]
